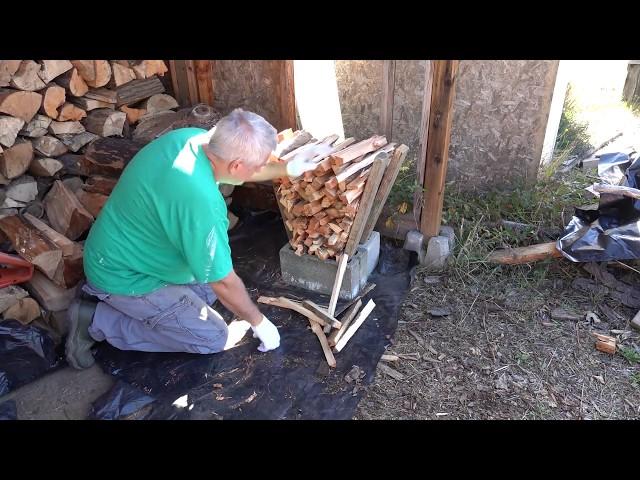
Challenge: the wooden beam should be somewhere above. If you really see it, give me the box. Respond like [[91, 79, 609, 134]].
[[344, 152, 389, 256], [194, 60, 214, 106], [380, 60, 395, 140], [361, 144, 409, 243], [487, 242, 563, 265], [420, 60, 459, 238], [184, 60, 199, 106], [168, 61, 188, 106], [279, 60, 296, 131], [414, 60, 433, 219]]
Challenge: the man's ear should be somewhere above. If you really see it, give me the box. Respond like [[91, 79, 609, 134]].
[[228, 159, 241, 174]]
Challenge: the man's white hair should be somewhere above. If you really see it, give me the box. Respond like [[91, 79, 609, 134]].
[[208, 108, 277, 166]]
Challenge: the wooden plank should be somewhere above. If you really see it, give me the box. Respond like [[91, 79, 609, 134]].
[[328, 299, 362, 347], [420, 60, 459, 238], [194, 60, 215, 106], [414, 60, 433, 219], [487, 242, 563, 265], [309, 319, 336, 368], [344, 152, 389, 256], [184, 60, 199, 106], [327, 253, 348, 318], [361, 144, 409, 243], [168, 60, 187, 106], [380, 60, 396, 140], [334, 299, 376, 352]]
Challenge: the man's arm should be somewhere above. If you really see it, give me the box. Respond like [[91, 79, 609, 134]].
[[247, 162, 288, 183], [209, 269, 263, 326]]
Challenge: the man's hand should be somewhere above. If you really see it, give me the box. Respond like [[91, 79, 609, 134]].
[[251, 315, 280, 352], [285, 143, 333, 177]]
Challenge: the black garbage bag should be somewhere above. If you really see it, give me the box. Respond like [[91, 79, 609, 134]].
[[88, 380, 156, 420], [0, 399, 17, 420], [558, 152, 640, 262], [597, 152, 632, 185], [0, 320, 60, 397], [93, 213, 413, 420]]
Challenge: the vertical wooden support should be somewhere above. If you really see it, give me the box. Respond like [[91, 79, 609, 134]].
[[419, 60, 459, 238], [194, 60, 215, 106], [414, 60, 433, 219], [279, 60, 297, 131], [380, 60, 396, 141]]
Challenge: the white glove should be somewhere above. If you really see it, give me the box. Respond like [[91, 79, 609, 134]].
[[285, 143, 333, 177], [251, 315, 280, 352]]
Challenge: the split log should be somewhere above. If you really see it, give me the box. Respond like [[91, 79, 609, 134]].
[[33, 135, 68, 157], [131, 110, 178, 143], [29, 157, 63, 177], [57, 103, 86, 121], [70, 60, 111, 88], [57, 153, 88, 176], [25, 270, 77, 312], [41, 85, 66, 118], [0, 88, 42, 122], [82, 137, 142, 176], [48, 120, 85, 136], [300, 300, 342, 329], [75, 189, 108, 217], [85, 88, 117, 104], [0, 284, 28, 312], [43, 180, 94, 240], [330, 135, 387, 168], [68, 96, 115, 111], [0, 61, 21, 87], [115, 76, 165, 106], [83, 109, 126, 137], [109, 62, 136, 88], [61, 176, 84, 194], [0, 116, 24, 148], [6, 175, 37, 203], [141, 94, 178, 114], [10, 60, 46, 91], [83, 175, 117, 195], [57, 131, 99, 153], [131, 60, 168, 79], [3, 297, 41, 325], [55, 68, 89, 97], [38, 60, 73, 84], [20, 114, 51, 138], [328, 299, 362, 347], [119, 105, 146, 124], [0, 140, 33, 178], [593, 333, 616, 354], [0, 215, 63, 280]]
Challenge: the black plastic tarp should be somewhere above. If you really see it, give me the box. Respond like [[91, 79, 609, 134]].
[[0, 399, 17, 420], [0, 320, 60, 397], [558, 152, 640, 262], [93, 212, 412, 420], [88, 380, 155, 420]]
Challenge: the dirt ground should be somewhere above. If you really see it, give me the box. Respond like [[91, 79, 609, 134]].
[[356, 261, 640, 420]]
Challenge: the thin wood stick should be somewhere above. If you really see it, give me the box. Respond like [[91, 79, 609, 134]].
[[257, 296, 341, 329], [334, 299, 375, 352], [309, 320, 336, 368], [325, 253, 349, 332], [328, 299, 363, 347]]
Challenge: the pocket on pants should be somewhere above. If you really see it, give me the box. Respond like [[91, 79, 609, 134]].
[[142, 295, 191, 329]]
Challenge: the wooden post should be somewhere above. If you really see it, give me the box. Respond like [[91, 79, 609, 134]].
[[279, 60, 296, 131], [194, 60, 215, 106], [419, 60, 459, 238], [380, 60, 395, 141], [413, 60, 433, 219]]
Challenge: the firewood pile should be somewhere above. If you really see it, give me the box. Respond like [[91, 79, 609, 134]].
[[272, 129, 408, 260], [0, 60, 225, 337]]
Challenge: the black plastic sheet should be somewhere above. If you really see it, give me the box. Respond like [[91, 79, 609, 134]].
[[0, 399, 17, 420], [88, 380, 155, 420], [0, 320, 60, 397], [94, 212, 412, 420], [558, 153, 640, 262]]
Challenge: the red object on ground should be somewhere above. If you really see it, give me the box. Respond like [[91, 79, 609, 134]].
[[0, 252, 34, 288]]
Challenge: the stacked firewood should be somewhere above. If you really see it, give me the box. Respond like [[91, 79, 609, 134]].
[[272, 129, 407, 260]]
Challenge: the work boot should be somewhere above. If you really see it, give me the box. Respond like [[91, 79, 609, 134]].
[[65, 299, 98, 370]]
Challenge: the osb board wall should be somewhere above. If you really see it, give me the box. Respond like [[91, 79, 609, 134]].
[[211, 60, 284, 130], [448, 60, 559, 188], [335, 60, 559, 190]]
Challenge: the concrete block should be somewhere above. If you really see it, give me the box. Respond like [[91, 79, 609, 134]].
[[422, 236, 450, 271], [357, 231, 380, 277], [439, 225, 456, 252]]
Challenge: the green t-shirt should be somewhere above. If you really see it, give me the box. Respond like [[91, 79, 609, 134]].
[[83, 128, 232, 295]]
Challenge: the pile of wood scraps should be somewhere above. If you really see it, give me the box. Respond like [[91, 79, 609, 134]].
[[271, 129, 409, 261], [259, 254, 378, 368]]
